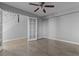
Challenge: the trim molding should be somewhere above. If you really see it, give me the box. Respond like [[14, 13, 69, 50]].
[[27, 39, 37, 41], [49, 38, 79, 46], [3, 37, 79, 46], [3, 37, 27, 43]]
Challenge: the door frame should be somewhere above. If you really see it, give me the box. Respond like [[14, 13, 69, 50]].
[[27, 17, 37, 41]]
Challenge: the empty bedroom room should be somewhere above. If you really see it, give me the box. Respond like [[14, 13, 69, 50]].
[[0, 2, 79, 56]]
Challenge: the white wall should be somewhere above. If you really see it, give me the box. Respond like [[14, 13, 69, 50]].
[[37, 18, 56, 39], [48, 18, 56, 39], [3, 10, 28, 42], [56, 12, 79, 42], [47, 12, 79, 43], [37, 19, 48, 39]]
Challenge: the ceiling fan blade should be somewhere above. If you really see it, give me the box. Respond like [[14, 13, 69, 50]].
[[34, 8, 39, 12], [29, 3, 39, 6], [43, 9, 46, 13], [41, 2, 45, 6], [45, 5, 55, 7]]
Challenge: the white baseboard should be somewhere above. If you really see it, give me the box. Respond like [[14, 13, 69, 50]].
[[37, 37, 42, 39], [49, 37, 79, 46], [27, 38, 37, 41], [3, 37, 37, 42], [3, 37, 79, 46], [3, 37, 27, 43]]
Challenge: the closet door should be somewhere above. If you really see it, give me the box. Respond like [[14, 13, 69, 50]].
[[28, 17, 37, 41]]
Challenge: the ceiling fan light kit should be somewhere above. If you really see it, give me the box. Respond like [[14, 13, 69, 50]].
[[29, 2, 55, 13]]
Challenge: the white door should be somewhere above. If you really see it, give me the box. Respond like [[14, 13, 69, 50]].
[[27, 17, 37, 41]]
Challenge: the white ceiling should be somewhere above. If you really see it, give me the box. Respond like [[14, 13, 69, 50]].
[[3, 2, 79, 17]]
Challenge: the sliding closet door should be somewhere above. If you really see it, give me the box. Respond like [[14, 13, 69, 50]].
[[28, 17, 37, 41]]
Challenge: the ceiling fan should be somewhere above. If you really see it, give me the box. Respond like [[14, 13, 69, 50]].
[[29, 2, 55, 13]]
